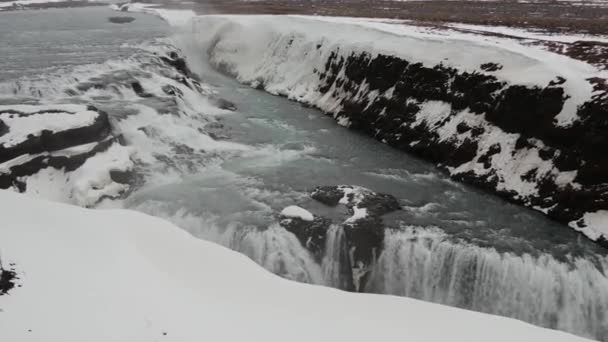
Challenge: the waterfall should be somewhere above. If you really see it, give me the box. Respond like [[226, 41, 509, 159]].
[[131, 200, 325, 286], [132, 199, 608, 340], [321, 225, 352, 290], [226, 224, 325, 286], [367, 226, 608, 340]]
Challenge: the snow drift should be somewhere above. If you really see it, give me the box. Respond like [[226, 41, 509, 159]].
[[0, 190, 596, 342], [194, 14, 608, 245]]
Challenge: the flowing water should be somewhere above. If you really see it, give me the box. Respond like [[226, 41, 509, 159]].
[[1, 7, 608, 340]]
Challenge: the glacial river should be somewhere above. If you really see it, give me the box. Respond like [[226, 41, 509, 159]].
[[1, 6, 607, 340]]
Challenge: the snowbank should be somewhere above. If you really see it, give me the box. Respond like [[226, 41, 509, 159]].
[[0, 190, 593, 342]]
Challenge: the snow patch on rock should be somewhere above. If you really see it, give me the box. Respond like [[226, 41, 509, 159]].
[[281, 205, 314, 221]]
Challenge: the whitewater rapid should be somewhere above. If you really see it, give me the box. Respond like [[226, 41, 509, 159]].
[[2, 7, 608, 341]]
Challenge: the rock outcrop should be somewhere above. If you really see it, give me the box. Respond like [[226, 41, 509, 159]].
[[280, 185, 401, 291], [0, 258, 17, 296], [316, 51, 608, 247], [0, 104, 133, 206]]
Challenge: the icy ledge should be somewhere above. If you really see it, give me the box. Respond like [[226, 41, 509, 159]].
[[0, 190, 593, 342]]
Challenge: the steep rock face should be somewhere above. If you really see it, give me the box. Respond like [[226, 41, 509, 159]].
[[281, 185, 401, 291], [317, 52, 608, 247], [205, 15, 608, 245]]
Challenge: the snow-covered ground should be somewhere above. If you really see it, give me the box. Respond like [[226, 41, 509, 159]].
[[0, 0, 108, 10], [0, 190, 595, 342], [200, 14, 604, 125]]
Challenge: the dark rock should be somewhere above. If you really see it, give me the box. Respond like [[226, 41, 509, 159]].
[[108, 16, 135, 24], [211, 97, 237, 111], [0, 260, 17, 296], [480, 62, 503, 72], [280, 215, 332, 260], [456, 122, 471, 134], [357, 192, 401, 216], [478, 143, 502, 169], [311, 186, 345, 206], [309, 185, 400, 290], [0, 138, 120, 191], [161, 52, 199, 81], [309, 47, 608, 245], [549, 76, 567, 86], [0, 119, 8, 137], [162, 85, 183, 97], [131, 82, 153, 98]]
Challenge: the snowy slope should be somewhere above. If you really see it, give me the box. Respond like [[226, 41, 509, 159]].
[[0, 190, 595, 342]]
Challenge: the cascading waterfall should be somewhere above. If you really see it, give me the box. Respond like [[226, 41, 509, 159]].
[[225, 224, 325, 285], [132, 201, 325, 285], [135, 199, 608, 340], [366, 226, 608, 340], [321, 225, 352, 290]]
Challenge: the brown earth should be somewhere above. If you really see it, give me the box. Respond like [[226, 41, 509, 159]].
[[145, 0, 608, 35]]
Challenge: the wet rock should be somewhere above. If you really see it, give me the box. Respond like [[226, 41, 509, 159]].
[[0, 138, 120, 191], [0, 120, 8, 137], [0, 106, 111, 164], [311, 185, 345, 206], [161, 52, 198, 81], [108, 16, 135, 24], [480, 62, 503, 72], [131, 81, 153, 98], [287, 185, 401, 291], [162, 84, 183, 97], [210, 97, 237, 111], [478, 143, 502, 169], [0, 260, 17, 296], [280, 215, 332, 260], [0, 105, 134, 205]]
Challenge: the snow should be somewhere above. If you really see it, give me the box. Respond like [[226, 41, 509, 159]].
[[0, 190, 594, 342], [571, 210, 608, 241], [447, 22, 608, 44], [0, 0, 107, 10], [0, 104, 99, 148], [69, 142, 134, 207], [281, 205, 314, 221], [113, 2, 196, 27], [345, 207, 368, 223], [191, 14, 606, 128], [13, 141, 134, 207]]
